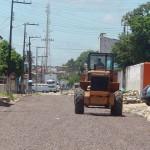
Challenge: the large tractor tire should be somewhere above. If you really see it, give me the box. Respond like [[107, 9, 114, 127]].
[[74, 88, 84, 114], [111, 91, 123, 116], [146, 100, 150, 106]]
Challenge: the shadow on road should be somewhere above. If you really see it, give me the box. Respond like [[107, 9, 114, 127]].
[[0, 101, 14, 107], [82, 106, 126, 117], [84, 112, 126, 117]]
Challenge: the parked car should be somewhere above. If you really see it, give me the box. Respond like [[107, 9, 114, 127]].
[[140, 85, 150, 106], [32, 84, 49, 93]]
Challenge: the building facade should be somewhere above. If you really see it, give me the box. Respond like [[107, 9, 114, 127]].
[[99, 36, 118, 53]]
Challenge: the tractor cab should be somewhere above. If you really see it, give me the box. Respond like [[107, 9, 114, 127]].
[[87, 53, 114, 71]]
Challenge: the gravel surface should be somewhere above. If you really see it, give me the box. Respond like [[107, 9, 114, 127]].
[[0, 94, 150, 150]]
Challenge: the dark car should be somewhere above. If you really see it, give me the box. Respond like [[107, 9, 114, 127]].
[[140, 85, 150, 106]]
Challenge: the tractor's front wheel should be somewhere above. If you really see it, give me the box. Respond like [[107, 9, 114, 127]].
[[146, 100, 150, 106], [111, 91, 123, 116], [74, 89, 84, 114]]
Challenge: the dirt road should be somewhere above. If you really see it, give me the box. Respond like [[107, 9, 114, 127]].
[[0, 94, 150, 150]]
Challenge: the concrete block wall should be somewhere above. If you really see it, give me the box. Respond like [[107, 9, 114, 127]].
[[126, 63, 144, 92], [118, 62, 150, 92]]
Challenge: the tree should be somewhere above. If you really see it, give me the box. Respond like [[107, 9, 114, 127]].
[[112, 2, 150, 68], [65, 58, 76, 75], [76, 50, 93, 73], [0, 40, 23, 77], [67, 73, 80, 87], [65, 50, 94, 75], [112, 34, 136, 68], [62, 50, 94, 86]]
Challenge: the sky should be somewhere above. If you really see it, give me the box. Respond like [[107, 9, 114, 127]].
[[0, 0, 149, 66]]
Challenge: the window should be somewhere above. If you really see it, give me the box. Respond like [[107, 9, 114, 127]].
[[88, 53, 113, 71], [46, 81, 55, 84]]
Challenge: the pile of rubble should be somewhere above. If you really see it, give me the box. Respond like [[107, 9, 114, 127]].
[[123, 103, 150, 122], [123, 90, 141, 104], [123, 90, 150, 122]]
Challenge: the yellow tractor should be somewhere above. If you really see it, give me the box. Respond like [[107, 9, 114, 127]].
[[74, 52, 123, 116]]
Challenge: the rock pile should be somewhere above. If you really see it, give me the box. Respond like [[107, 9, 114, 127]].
[[123, 103, 150, 122], [122, 90, 150, 121], [123, 90, 142, 104]]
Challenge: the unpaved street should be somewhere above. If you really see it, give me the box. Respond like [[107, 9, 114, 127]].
[[0, 94, 150, 150]]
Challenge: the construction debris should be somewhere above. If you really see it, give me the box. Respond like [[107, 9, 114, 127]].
[[123, 103, 150, 122], [123, 90, 142, 104]]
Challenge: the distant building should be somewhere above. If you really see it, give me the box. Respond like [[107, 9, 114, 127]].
[[44, 73, 58, 83], [99, 36, 119, 53]]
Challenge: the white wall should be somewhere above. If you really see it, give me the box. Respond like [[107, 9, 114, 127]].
[[118, 70, 124, 90], [118, 63, 144, 92]]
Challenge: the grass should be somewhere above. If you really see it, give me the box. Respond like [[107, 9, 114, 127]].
[[0, 92, 15, 101]]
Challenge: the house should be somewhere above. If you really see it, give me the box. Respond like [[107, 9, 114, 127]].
[[99, 36, 118, 53]]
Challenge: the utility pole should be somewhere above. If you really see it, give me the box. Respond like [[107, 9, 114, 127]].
[[21, 22, 39, 94], [41, 3, 54, 74], [121, 19, 129, 35], [38, 56, 47, 83], [7, 0, 31, 93], [45, 3, 50, 73], [28, 36, 40, 93], [36, 47, 46, 92]]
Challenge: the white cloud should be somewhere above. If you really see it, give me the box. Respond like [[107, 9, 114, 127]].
[[102, 14, 117, 24]]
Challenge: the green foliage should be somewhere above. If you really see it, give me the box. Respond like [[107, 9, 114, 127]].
[[65, 58, 76, 75], [112, 2, 150, 68], [63, 50, 94, 86], [26, 50, 34, 64], [112, 34, 135, 68], [65, 50, 94, 74], [58, 75, 69, 81], [0, 92, 14, 100], [75, 51, 92, 73], [67, 73, 80, 87], [0, 40, 23, 77]]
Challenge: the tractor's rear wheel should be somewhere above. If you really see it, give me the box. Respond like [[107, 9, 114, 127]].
[[74, 88, 84, 114], [111, 91, 123, 116]]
